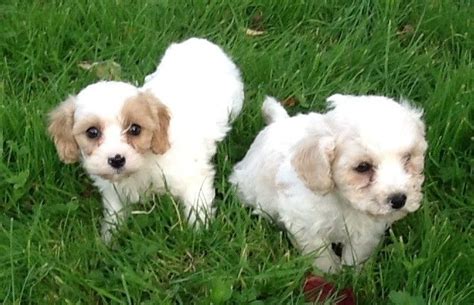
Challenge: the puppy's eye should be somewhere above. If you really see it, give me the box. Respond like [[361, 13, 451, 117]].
[[354, 162, 373, 173], [86, 127, 100, 139], [128, 124, 141, 136], [403, 153, 412, 163]]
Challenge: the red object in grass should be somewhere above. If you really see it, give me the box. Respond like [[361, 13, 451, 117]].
[[303, 275, 336, 302], [303, 275, 356, 305], [338, 288, 356, 305]]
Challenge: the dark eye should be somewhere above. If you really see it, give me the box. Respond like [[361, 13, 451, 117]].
[[86, 127, 100, 139], [128, 124, 141, 136], [354, 162, 373, 173], [404, 153, 412, 163]]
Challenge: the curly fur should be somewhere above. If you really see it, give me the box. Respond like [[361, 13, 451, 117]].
[[230, 94, 427, 273], [48, 38, 244, 242]]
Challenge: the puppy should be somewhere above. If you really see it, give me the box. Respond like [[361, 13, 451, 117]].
[[230, 94, 427, 273], [48, 38, 244, 242]]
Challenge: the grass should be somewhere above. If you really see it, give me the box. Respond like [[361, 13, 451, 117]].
[[0, 0, 473, 304]]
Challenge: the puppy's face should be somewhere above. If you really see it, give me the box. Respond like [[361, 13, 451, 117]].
[[48, 81, 170, 181], [331, 130, 426, 217], [293, 95, 427, 218]]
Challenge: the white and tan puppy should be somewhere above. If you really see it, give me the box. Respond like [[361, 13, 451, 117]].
[[48, 38, 244, 242], [230, 94, 427, 273]]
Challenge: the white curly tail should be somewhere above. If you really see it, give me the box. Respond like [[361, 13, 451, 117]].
[[261, 96, 289, 125]]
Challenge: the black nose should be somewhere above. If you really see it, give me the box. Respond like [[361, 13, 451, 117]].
[[108, 154, 126, 169], [388, 193, 407, 209]]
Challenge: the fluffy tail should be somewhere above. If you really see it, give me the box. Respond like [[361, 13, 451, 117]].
[[261, 96, 289, 125]]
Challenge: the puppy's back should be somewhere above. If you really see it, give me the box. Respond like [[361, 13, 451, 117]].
[[230, 110, 328, 214], [143, 38, 244, 123]]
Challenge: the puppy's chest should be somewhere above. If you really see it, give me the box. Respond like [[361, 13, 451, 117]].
[[331, 211, 388, 243], [116, 171, 166, 203]]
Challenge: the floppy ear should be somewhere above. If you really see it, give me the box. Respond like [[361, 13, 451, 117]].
[[144, 93, 171, 154], [400, 98, 426, 135], [400, 99, 428, 176], [47, 96, 80, 163], [326, 93, 353, 110], [291, 135, 336, 194]]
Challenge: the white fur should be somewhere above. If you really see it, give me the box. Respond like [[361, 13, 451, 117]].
[[55, 38, 243, 242], [230, 94, 427, 273]]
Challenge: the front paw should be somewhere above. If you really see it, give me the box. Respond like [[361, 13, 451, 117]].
[[100, 221, 117, 244], [314, 254, 342, 274], [186, 205, 216, 229]]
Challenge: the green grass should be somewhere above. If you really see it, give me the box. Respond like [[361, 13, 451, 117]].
[[1, 0, 473, 304]]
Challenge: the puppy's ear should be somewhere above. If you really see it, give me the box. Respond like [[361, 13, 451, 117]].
[[47, 96, 80, 163], [291, 135, 335, 194], [326, 93, 353, 110], [400, 99, 426, 135], [145, 93, 171, 154], [400, 99, 428, 175]]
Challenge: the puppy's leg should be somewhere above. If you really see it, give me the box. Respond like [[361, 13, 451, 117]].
[[301, 239, 341, 274], [261, 96, 289, 124], [313, 248, 342, 274], [341, 238, 379, 268], [100, 184, 127, 243], [180, 171, 216, 227]]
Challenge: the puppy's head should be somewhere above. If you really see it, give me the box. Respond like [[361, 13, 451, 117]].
[[48, 81, 170, 181], [292, 94, 427, 219]]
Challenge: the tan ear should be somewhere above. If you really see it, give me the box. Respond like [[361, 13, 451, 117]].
[[47, 97, 80, 163], [291, 135, 335, 194], [144, 93, 171, 154]]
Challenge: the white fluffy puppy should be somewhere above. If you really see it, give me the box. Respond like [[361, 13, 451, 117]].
[[48, 38, 244, 242], [230, 94, 427, 273]]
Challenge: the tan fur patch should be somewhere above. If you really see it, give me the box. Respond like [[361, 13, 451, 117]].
[[47, 96, 80, 163], [121, 92, 170, 154], [405, 140, 427, 175], [72, 115, 103, 156], [291, 136, 335, 194], [338, 161, 373, 189]]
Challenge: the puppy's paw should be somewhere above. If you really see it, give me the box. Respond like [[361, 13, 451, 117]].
[[181, 176, 216, 229], [100, 221, 117, 245], [314, 254, 342, 274], [186, 205, 216, 229]]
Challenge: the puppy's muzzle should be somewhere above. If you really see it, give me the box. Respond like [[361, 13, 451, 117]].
[[108, 154, 126, 169], [388, 193, 407, 209]]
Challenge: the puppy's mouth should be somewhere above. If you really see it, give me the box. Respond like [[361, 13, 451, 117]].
[[354, 197, 397, 216], [367, 203, 393, 216], [97, 169, 133, 182], [365, 198, 419, 218]]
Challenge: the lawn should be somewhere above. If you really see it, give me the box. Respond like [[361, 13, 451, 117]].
[[1, 0, 473, 304]]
